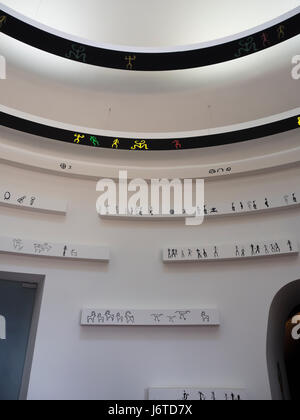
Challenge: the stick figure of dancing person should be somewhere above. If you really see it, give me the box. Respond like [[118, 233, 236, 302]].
[[112, 139, 120, 149]]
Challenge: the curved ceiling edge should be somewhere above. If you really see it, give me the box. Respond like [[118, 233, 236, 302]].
[[0, 133, 299, 180], [0, 106, 299, 151], [0, 4, 299, 71]]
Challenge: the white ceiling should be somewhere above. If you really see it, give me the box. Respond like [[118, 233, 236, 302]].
[[1, 0, 300, 47]]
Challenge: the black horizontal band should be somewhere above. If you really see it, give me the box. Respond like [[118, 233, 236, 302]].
[[0, 111, 299, 151], [0, 9, 299, 71]]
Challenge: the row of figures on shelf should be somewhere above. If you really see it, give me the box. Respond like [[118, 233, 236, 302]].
[[2, 191, 37, 206], [87, 311, 136, 324], [99, 192, 298, 217], [12, 239, 78, 258], [182, 390, 242, 401], [167, 240, 294, 260], [86, 310, 211, 324]]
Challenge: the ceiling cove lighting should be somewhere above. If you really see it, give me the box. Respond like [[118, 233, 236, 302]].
[[0, 106, 299, 151], [0, 5, 299, 71]]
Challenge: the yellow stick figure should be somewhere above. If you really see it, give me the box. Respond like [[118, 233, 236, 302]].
[[125, 55, 136, 70], [277, 25, 285, 40], [74, 133, 85, 144], [131, 140, 149, 150], [0, 16, 7, 30], [298, 117, 300, 126], [112, 139, 119, 149]]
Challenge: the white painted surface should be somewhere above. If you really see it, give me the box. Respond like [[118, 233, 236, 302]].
[[0, 156, 300, 400], [81, 309, 220, 326], [0, 187, 67, 214], [163, 239, 298, 263], [0, 236, 109, 261], [148, 388, 247, 401]]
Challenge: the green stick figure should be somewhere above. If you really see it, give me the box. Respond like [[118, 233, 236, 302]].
[[90, 136, 100, 147]]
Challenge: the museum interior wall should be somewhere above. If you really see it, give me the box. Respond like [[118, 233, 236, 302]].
[[0, 0, 300, 400]]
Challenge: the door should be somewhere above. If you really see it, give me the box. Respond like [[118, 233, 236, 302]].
[[284, 305, 300, 400], [0, 279, 37, 400]]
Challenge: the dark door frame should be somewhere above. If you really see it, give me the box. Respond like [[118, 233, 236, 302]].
[[0, 271, 45, 400]]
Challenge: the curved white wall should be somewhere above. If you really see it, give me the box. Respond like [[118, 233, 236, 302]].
[[0, 160, 299, 400], [1, 1, 300, 400], [2, 0, 299, 46]]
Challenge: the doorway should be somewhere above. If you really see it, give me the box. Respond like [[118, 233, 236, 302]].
[[284, 305, 300, 400], [0, 272, 44, 400], [267, 280, 300, 400]]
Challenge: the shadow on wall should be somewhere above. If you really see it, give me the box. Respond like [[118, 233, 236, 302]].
[[267, 279, 300, 400]]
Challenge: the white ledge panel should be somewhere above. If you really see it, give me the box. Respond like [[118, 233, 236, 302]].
[[163, 238, 298, 262], [0, 236, 110, 261], [81, 308, 220, 326]]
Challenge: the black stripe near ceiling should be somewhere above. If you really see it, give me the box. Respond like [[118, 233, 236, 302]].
[[0, 111, 299, 151], [0, 9, 299, 71]]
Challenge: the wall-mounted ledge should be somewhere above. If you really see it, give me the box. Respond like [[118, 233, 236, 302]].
[[163, 238, 298, 263], [148, 388, 247, 401], [100, 191, 300, 221], [0, 237, 110, 261], [81, 309, 220, 326], [0, 187, 67, 215]]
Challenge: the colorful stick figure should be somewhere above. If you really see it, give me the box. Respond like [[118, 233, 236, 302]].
[[112, 139, 119, 149], [261, 32, 271, 48], [125, 55, 136, 70], [90, 136, 100, 147], [0, 15, 7, 29], [235, 37, 258, 58], [74, 133, 85, 144], [65, 44, 87, 62], [131, 140, 149, 150], [277, 25, 285, 40], [172, 140, 182, 149]]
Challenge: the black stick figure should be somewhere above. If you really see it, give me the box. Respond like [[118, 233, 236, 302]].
[[203, 249, 208, 258], [287, 240, 293, 252], [63, 246, 67, 257], [253, 201, 257, 210], [199, 392, 206, 401], [232, 203, 236, 212], [292, 193, 297, 203], [182, 390, 189, 400], [214, 247, 219, 258], [196, 249, 202, 259], [265, 198, 270, 208]]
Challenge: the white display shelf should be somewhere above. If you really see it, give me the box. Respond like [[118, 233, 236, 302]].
[[99, 191, 300, 220], [0, 236, 110, 261], [81, 308, 220, 326], [163, 238, 298, 263], [0, 187, 67, 215]]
